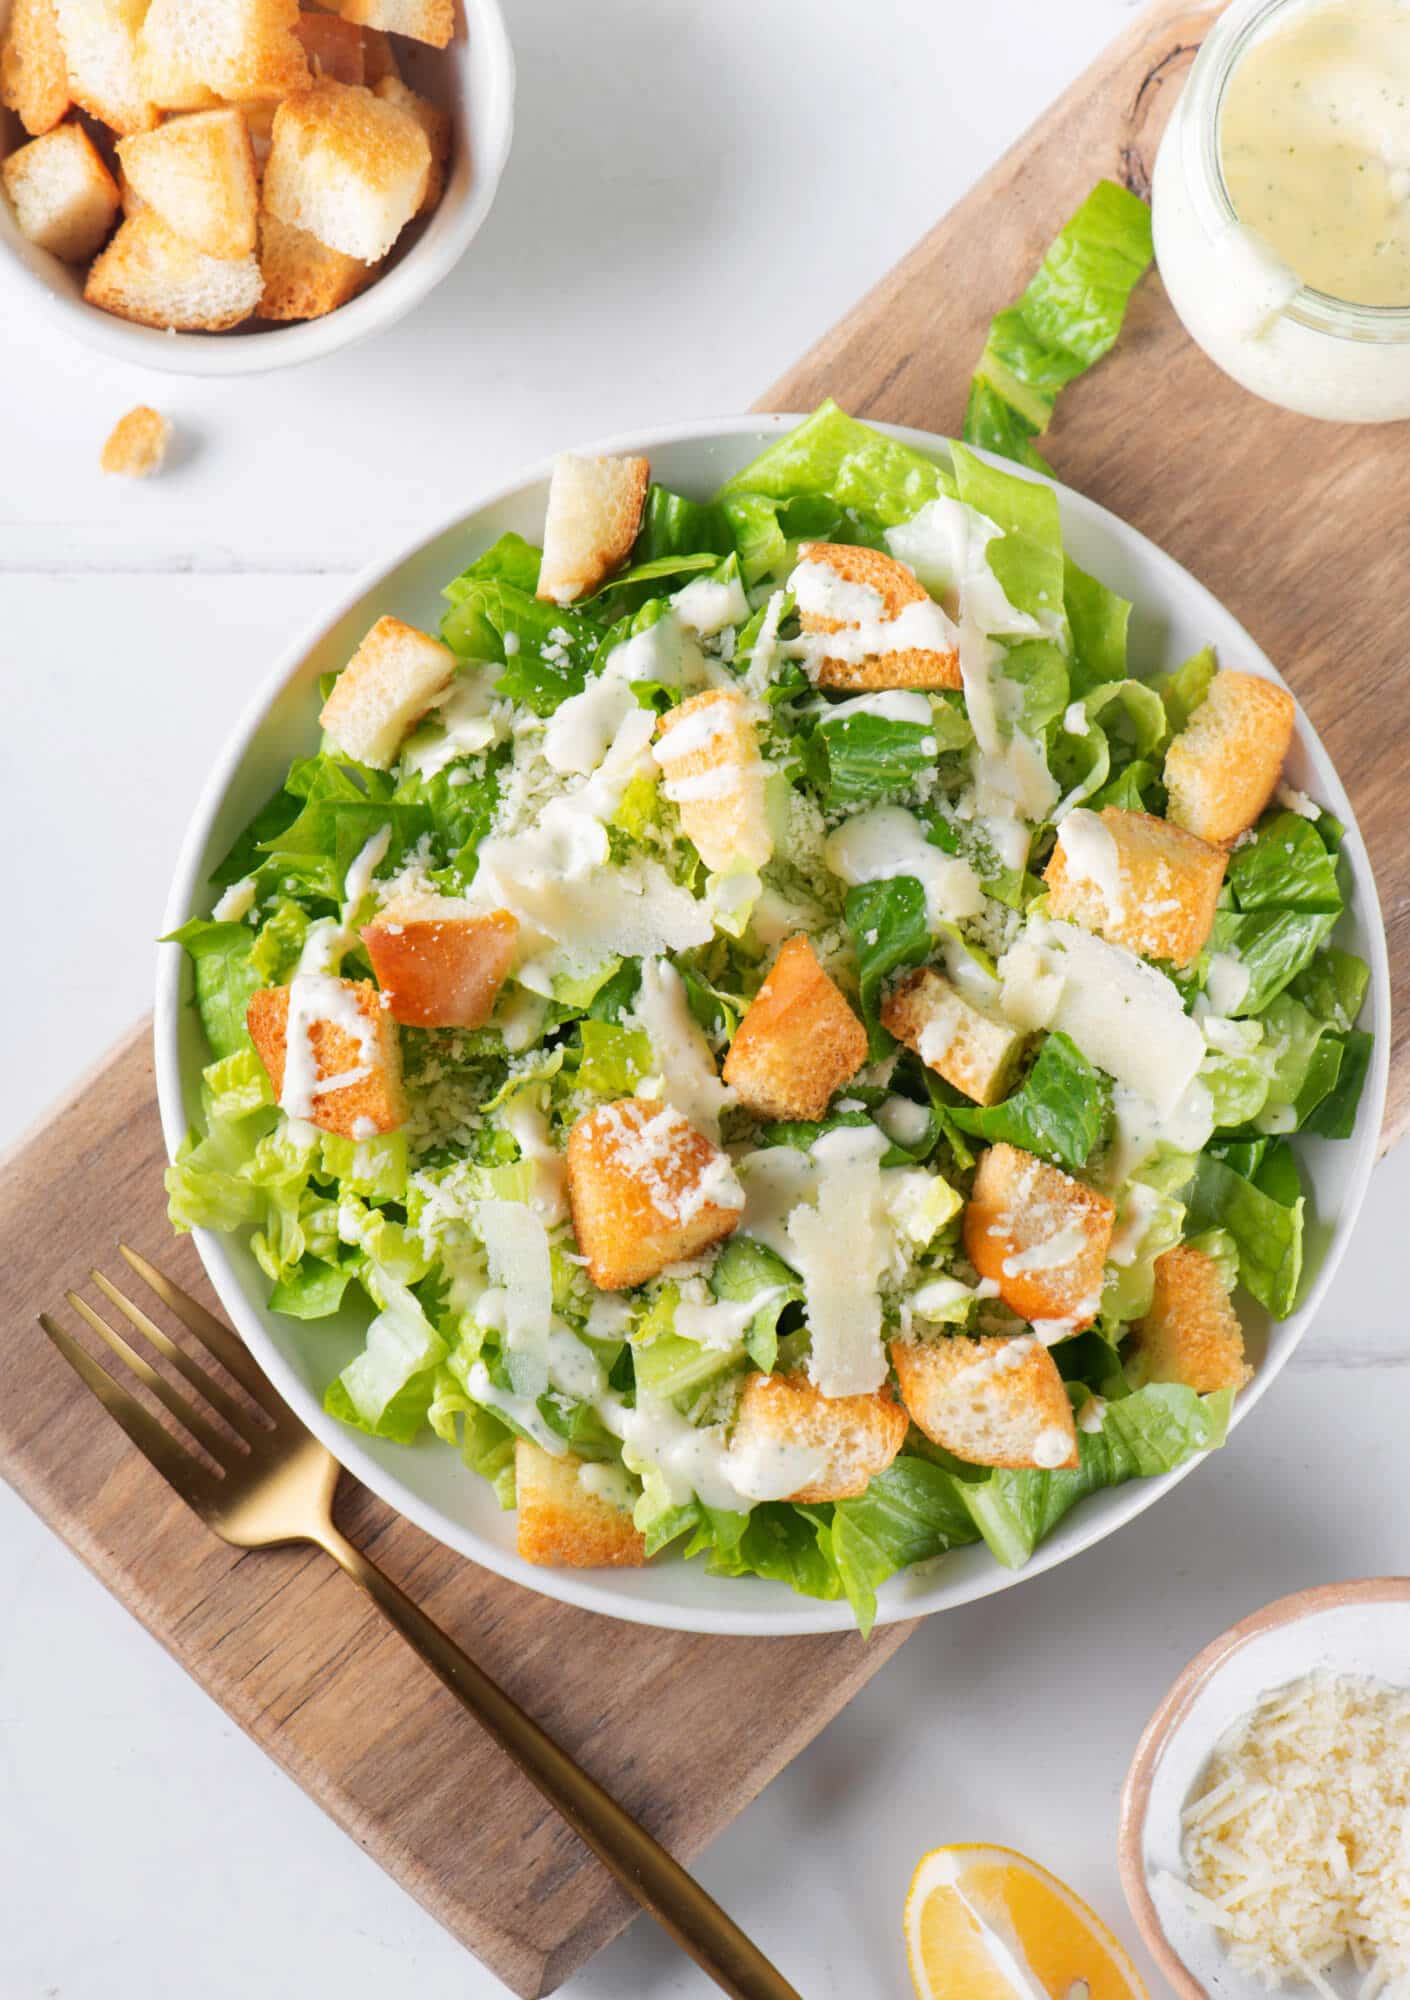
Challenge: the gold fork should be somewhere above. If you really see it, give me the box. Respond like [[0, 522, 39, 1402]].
[[40, 1246, 801, 2000]]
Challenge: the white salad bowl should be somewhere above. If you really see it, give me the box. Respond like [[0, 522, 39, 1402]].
[[154, 415, 1390, 1635], [0, 0, 514, 376]]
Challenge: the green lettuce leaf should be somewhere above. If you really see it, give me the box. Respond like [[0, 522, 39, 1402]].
[[716, 400, 952, 527], [165, 919, 261, 1061], [1064, 556, 1132, 692], [808, 710, 940, 808], [958, 1383, 1231, 1569], [1304, 1030, 1374, 1140], [948, 1031, 1108, 1172], [1228, 811, 1341, 914], [1187, 1151, 1304, 1316], [963, 179, 1153, 464], [632, 485, 734, 564], [1289, 945, 1370, 1033], [821, 1457, 981, 1635]]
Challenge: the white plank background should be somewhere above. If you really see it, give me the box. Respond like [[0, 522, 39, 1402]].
[[6, 3, 1410, 1997]]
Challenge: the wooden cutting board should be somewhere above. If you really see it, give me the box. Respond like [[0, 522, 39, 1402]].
[[4, 2, 1406, 1994]]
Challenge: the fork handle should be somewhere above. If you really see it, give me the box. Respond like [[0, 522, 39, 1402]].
[[316, 1524, 802, 2000]]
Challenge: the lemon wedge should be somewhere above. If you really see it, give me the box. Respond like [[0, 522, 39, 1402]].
[[904, 1843, 1148, 2000]]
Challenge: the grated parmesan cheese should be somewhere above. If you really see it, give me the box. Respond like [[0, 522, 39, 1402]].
[[1174, 1671, 1410, 1993]]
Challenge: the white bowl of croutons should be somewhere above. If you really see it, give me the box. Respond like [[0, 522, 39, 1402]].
[[154, 417, 1388, 1635], [0, 0, 513, 372]]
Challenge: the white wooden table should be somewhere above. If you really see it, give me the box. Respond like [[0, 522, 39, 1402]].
[[5, 3, 1408, 1994]]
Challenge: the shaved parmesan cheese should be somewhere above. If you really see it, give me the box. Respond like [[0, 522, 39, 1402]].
[[477, 1199, 552, 1398], [1178, 1672, 1410, 1994], [1000, 919, 1204, 1118], [787, 1126, 890, 1398]]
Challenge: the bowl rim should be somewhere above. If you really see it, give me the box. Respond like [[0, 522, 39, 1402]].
[[154, 410, 1391, 1635], [0, 0, 516, 378], [1117, 1576, 1410, 1999]]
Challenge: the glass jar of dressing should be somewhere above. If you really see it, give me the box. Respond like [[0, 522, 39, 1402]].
[[1153, 0, 1410, 421]]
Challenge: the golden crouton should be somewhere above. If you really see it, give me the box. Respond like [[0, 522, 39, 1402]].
[[566, 1098, 743, 1291], [891, 1333, 1079, 1470], [138, 0, 310, 110], [84, 210, 263, 330], [3, 123, 121, 263], [50, 0, 156, 133], [256, 209, 373, 318], [722, 935, 868, 1122], [373, 73, 449, 213], [514, 1443, 646, 1569], [263, 78, 429, 261], [318, 615, 456, 769], [881, 966, 1027, 1107], [358, 26, 400, 84], [730, 1373, 907, 1502], [247, 979, 406, 1137], [1044, 806, 1227, 969], [964, 1142, 1114, 1333], [295, 9, 365, 83], [537, 453, 650, 606], [1164, 670, 1298, 847], [653, 689, 772, 873], [117, 107, 259, 259], [334, 0, 454, 50], [1, 0, 70, 136], [101, 405, 171, 478], [362, 901, 517, 1028], [796, 542, 961, 692], [1129, 1244, 1252, 1395]]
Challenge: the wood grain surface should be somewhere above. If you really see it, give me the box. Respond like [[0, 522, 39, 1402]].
[[6, 1, 1405, 1992], [761, 0, 1409, 1150], [0, 1027, 910, 1998]]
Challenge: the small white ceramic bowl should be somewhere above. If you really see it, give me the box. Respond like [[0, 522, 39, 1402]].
[[0, 0, 514, 375], [155, 416, 1389, 1635], [1120, 1579, 1410, 1998]]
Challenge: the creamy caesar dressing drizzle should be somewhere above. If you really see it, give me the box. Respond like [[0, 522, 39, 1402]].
[[629, 957, 734, 1141], [1053, 807, 1126, 923], [672, 1287, 786, 1352], [824, 805, 985, 929], [279, 972, 378, 1118], [1220, 0, 1410, 307], [402, 671, 506, 779]]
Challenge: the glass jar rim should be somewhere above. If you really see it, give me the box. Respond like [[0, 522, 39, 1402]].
[[1181, 0, 1410, 339]]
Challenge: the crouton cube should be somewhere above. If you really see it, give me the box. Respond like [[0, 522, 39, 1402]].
[[117, 107, 258, 259], [537, 453, 650, 607], [373, 73, 448, 213], [100, 405, 171, 478], [1, 0, 70, 136], [964, 1142, 1114, 1333], [247, 978, 406, 1137], [295, 9, 364, 83], [359, 26, 399, 84], [1044, 806, 1227, 969], [318, 616, 456, 768], [138, 0, 309, 109], [333, 0, 454, 49], [263, 78, 429, 261], [723, 935, 868, 1122], [881, 966, 1027, 1106], [729, 1373, 907, 1502], [256, 209, 373, 318], [652, 689, 772, 872], [84, 209, 263, 330], [514, 1442, 646, 1569], [566, 1098, 743, 1291], [363, 901, 517, 1028], [1129, 1244, 1252, 1395], [3, 123, 120, 263], [891, 1333, 1078, 1470], [794, 542, 961, 692], [1164, 670, 1298, 847], [50, 0, 156, 133]]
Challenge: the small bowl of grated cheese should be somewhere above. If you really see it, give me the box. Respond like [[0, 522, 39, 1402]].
[[1120, 1579, 1410, 1999]]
